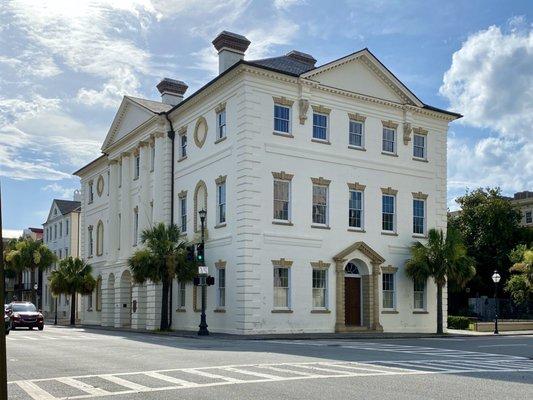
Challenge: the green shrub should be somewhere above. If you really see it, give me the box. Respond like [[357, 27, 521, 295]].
[[447, 316, 470, 330]]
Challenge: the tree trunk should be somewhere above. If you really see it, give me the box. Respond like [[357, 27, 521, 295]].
[[437, 283, 443, 334], [160, 278, 169, 331], [70, 292, 76, 325]]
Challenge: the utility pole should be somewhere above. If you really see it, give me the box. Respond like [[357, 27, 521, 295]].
[[0, 185, 9, 399]]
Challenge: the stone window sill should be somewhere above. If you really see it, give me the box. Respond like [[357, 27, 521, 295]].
[[214, 223, 227, 229], [273, 131, 293, 138], [215, 136, 227, 144], [381, 310, 399, 314], [178, 155, 188, 162], [348, 145, 366, 151], [381, 151, 398, 157], [214, 308, 226, 313], [175, 308, 186, 313], [348, 227, 365, 233], [133, 177, 139, 181], [271, 309, 293, 313], [311, 138, 331, 145], [311, 309, 331, 314], [381, 231, 398, 236], [412, 157, 428, 163], [311, 224, 330, 230], [412, 234, 427, 239], [86, 308, 93, 312], [273, 220, 293, 226], [413, 310, 428, 314]]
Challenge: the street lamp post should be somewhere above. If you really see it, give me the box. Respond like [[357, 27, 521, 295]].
[[197, 209, 209, 336], [492, 270, 501, 335], [54, 295, 58, 325], [33, 283, 39, 310]]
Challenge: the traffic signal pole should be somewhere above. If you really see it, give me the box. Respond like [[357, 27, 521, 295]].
[[0, 185, 9, 399]]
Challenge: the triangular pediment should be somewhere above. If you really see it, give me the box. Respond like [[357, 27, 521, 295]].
[[333, 241, 385, 264], [46, 201, 60, 223], [101, 97, 157, 151], [302, 49, 423, 106]]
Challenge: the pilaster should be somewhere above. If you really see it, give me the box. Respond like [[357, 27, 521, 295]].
[[119, 153, 132, 260]]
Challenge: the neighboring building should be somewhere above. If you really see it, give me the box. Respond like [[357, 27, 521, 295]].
[[74, 31, 460, 334], [42, 195, 81, 320], [23, 227, 43, 241], [18, 228, 45, 305], [508, 191, 533, 228]]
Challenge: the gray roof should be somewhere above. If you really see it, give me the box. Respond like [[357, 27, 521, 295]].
[[126, 96, 172, 113], [249, 55, 316, 76], [55, 200, 81, 215]]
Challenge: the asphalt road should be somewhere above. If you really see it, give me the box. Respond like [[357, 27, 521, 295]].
[[5, 326, 533, 399]]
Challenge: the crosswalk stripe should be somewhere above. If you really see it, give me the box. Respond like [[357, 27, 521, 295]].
[[100, 375, 151, 391], [56, 377, 111, 395], [325, 362, 406, 374], [257, 365, 319, 377], [144, 371, 199, 387], [20, 336, 39, 341], [381, 361, 451, 371], [220, 367, 283, 380], [292, 364, 359, 375], [16, 381, 57, 400], [181, 368, 245, 382]]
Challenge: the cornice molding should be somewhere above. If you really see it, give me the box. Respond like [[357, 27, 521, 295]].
[[272, 258, 293, 268], [311, 176, 331, 186], [272, 171, 294, 181], [381, 187, 398, 195], [347, 182, 366, 191], [348, 112, 366, 122]]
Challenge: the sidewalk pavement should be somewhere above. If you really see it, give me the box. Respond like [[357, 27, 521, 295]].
[[446, 328, 533, 336]]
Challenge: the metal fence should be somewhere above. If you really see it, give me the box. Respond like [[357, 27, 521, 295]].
[[468, 297, 533, 321]]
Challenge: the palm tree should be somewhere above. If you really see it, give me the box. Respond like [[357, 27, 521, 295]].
[[5, 238, 56, 306], [406, 228, 475, 334], [49, 257, 96, 325], [128, 223, 196, 330]]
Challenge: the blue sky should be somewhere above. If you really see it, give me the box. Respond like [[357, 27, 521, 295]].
[[1, 0, 532, 237]]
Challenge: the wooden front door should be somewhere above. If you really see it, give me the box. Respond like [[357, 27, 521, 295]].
[[345, 277, 361, 326]]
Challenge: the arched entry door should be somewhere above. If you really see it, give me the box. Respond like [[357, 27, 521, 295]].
[[344, 261, 364, 326]]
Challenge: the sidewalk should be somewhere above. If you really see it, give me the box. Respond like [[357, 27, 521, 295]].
[[446, 328, 533, 336]]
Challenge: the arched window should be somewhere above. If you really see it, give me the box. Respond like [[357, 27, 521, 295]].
[[194, 180, 207, 232], [95, 276, 102, 311], [345, 262, 360, 275], [96, 221, 104, 256]]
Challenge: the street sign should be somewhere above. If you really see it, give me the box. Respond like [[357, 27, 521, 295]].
[[198, 266, 208, 275]]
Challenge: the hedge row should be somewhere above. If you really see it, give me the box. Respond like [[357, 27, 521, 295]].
[[447, 316, 470, 330]]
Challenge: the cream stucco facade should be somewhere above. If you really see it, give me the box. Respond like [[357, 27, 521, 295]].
[[75, 32, 459, 334]]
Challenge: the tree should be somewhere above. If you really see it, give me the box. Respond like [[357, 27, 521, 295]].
[[128, 223, 196, 330], [49, 257, 96, 325], [505, 245, 532, 313], [449, 188, 528, 299], [4, 238, 56, 306], [406, 228, 476, 333]]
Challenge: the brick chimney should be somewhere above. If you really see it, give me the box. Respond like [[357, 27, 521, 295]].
[[156, 78, 188, 106], [212, 31, 251, 74]]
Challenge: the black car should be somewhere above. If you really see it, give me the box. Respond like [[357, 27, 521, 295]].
[[6, 302, 44, 330]]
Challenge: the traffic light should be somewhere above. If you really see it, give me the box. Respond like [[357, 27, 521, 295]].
[[186, 245, 195, 262], [206, 276, 215, 286], [196, 243, 204, 264]]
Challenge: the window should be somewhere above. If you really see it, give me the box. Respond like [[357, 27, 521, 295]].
[[96, 277, 102, 311], [218, 268, 226, 307], [382, 127, 396, 153], [217, 109, 226, 140], [382, 195, 395, 232], [134, 154, 140, 180], [313, 113, 328, 141], [150, 145, 155, 172], [414, 279, 425, 310], [177, 281, 186, 308], [273, 267, 290, 308], [312, 269, 327, 309], [274, 104, 290, 133], [118, 163, 122, 187], [382, 273, 395, 309], [88, 181, 94, 203], [59, 249, 62, 259], [273, 180, 290, 221], [180, 134, 187, 158], [54, 224, 57, 239], [312, 185, 328, 225], [59, 221, 62, 237], [88, 226, 93, 256], [526, 211, 532, 224], [413, 199, 425, 235], [180, 196, 187, 232], [65, 220, 69, 236], [217, 182, 226, 224], [349, 120, 364, 148], [65, 248, 68, 257], [96, 221, 104, 256], [87, 293, 93, 311], [413, 134, 426, 159], [133, 208, 139, 246], [349, 190, 363, 229]]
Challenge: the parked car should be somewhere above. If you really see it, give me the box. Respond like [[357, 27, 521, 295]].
[[6, 302, 44, 331], [3, 310, 9, 335]]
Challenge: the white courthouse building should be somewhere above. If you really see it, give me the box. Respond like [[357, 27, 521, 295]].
[[75, 31, 460, 334]]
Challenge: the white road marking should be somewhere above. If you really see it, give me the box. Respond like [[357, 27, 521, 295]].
[[144, 371, 199, 387], [478, 344, 528, 348], [181, 368, 245, 383], [16, 381, 57, 400], [220, 367, 283, 380], [55, 377, 110, 396], [100, 375, 151, 391]]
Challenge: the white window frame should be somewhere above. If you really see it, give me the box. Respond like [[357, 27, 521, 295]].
[[312, 184, 329, 226], [273, 267, 290, 309], [216, 109, 226, 140], [217, 182, 226, 225], [273, 179, 291, 222], [413, 133, 426, 160], [177, 281, 186, 309], [413, 198, 426, 236], [382, 194, 396, 233], [180, 196, 187, 233], [349, 189, 364, 230], [382, 127, 396, 154], [382, 272, 396, 310], [312, 268, 328, 310], [413, 279, 426, 311], [180, 134, 187, 158], [312, 112, 329, 141], [133, 208, 139, 246], [133, 154, 140, 180], [273, 104, 291, 134], [88, 181, 94, 204], [348, 119, 364, 149], [217, 267, 226, 308]]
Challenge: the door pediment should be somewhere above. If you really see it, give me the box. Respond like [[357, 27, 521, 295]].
[[333, 241, 385, 265]]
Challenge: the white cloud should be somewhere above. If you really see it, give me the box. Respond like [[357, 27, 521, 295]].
[[274, 0, 305, 10], [2, 229, 23, 239], [42, 183, 79, 199]]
